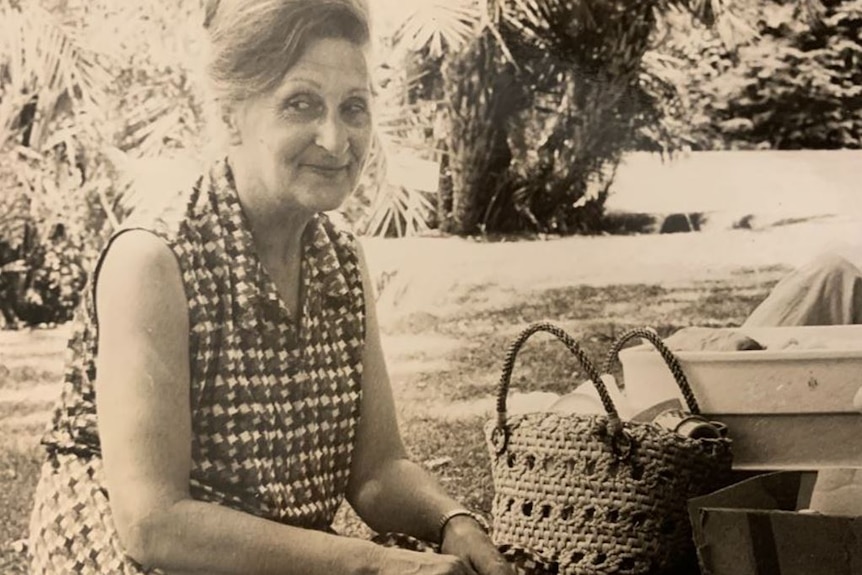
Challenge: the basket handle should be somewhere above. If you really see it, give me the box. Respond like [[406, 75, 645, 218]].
[[495, 322, 622, 434], [601, 327, 701, 414]]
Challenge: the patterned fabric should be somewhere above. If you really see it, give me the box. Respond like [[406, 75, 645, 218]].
[[28, 158, 367, 574]]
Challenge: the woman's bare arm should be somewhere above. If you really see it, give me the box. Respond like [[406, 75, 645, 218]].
[[345, 244, 511, 575], [344, 242, 465, 540], [94, 231, 382, 575]]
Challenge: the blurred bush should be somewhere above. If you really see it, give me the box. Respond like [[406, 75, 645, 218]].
[[0, 0, 209, 328], [664, 0, 862, 149]]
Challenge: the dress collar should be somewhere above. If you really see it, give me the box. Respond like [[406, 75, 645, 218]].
[[207, 158, 351, 314]]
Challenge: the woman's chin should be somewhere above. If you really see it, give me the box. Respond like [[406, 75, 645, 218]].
[[296, 188, 352, 213], [284, 172, 358, 213]]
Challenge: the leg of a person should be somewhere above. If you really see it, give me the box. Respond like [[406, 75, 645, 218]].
[[743, 252, 862, 328]]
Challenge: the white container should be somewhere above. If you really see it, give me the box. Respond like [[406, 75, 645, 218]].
[[619, 326, 862, 470]]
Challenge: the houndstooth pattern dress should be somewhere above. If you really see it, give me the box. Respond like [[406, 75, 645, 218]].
[[28, 159, 366, 574]]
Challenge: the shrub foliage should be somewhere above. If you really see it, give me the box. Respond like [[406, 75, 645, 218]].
[[0, 0, 858, 325], [671, 0, 862, 150]]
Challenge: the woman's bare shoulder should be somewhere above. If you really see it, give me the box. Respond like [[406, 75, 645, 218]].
[[96, 230, 187, 328]]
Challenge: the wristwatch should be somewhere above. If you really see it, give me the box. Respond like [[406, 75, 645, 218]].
[[438, 508, 491, 543]]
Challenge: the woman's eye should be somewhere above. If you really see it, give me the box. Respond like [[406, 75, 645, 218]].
[[282, 95, 323, 117], [342, 99, 370, 126]]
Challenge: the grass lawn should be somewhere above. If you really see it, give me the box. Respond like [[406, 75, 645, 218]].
[[0, 268, 783, 573]]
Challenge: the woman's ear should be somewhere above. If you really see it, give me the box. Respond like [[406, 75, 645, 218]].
[[220, 104, 242, 146]]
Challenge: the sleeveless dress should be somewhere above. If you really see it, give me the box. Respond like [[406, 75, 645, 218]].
[[27, 159, 367, 574]]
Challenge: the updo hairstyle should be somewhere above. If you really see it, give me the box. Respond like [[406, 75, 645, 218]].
[[203, 0, 371, 106]]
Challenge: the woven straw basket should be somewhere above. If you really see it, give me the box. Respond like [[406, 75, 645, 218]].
[[485, 323, 733, 575]]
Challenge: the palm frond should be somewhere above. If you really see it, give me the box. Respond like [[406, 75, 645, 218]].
[[116, 71, 203, 158], [0, 3, 113, 149], [392, 0, 483, 58], [353, 125, 439, 238], [498, 0, 658, 74], [364, 181, 436, 237], [103, 146, 203, 221]]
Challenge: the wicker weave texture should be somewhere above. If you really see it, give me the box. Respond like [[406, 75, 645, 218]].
[[485, 413, 732, 575], [486, 323, 733, 574]]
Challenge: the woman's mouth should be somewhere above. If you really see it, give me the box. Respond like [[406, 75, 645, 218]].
[[304, 164, 350, 178]]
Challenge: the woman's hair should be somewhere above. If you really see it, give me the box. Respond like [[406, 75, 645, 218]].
[[203, 0, 371, 105]]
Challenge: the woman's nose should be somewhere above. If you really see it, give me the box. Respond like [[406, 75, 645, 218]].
[[314, 113, 349, 156]]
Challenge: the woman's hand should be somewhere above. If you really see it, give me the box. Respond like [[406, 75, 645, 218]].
[[372, 546, 478, 574], [440, 516, 514, 575]]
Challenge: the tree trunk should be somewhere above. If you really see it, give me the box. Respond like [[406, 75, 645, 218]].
[[442, 32, 524, 235]]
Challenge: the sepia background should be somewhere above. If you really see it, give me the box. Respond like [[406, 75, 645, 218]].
[[1, 0, 860, 572]]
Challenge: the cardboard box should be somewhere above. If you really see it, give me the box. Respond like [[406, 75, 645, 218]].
[[619, 325, 862, 470], [688, 471, 862, 575]]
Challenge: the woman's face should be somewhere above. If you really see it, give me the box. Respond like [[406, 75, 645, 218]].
[[232, 37, 372, 213]]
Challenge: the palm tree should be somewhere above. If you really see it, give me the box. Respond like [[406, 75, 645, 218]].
[[352, 0, 487, 237], [444, 0, 758, 234], [0, 0, 115, 325], [0, 0, 208, 326], [373, 0, 789, 235]]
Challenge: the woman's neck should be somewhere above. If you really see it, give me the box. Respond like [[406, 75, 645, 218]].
[[244, 199, 312, 267], [228, 153, 314, 266]]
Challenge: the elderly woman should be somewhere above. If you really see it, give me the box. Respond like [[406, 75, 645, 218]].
[[27, 1, 512, 574]]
